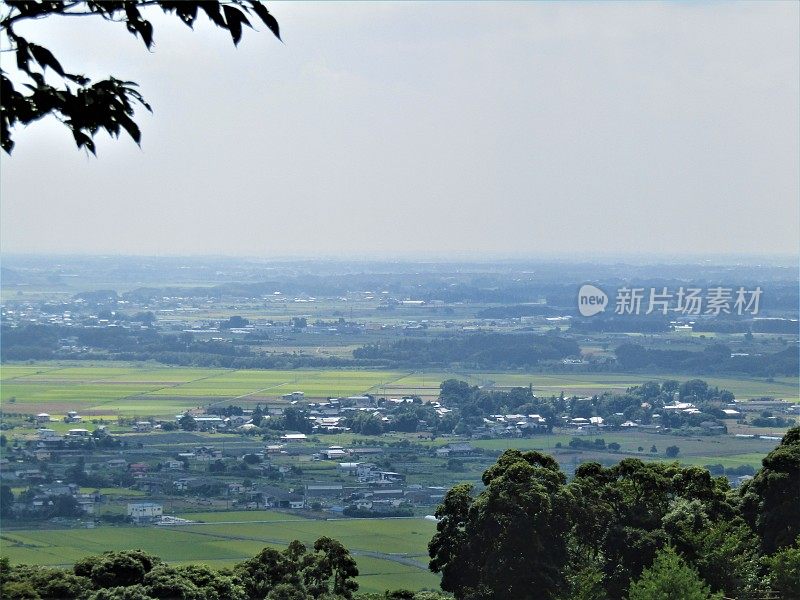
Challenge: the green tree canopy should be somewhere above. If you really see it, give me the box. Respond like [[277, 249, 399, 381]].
[[568, 459, 736, 598], [740, 426, 800, 553], [765, 541, 800, 599], [627, 546, 722, 600], [429, 449, 572, 600], [74, 550, 162, 589]]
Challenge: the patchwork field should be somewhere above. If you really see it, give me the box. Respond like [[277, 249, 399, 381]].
[[1, 363, 796, 420], [0, 364, 408, 417], [0, 513, 440, 593]]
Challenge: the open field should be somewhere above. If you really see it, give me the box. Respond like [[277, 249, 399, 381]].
[[0, 364, 409, 417], [459, 430, 781, 472], [485, 373, 800, 402], [0, 513, 440, 593], [2, 362, 797, 420]]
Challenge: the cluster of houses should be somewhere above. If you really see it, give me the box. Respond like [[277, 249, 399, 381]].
[[171, 394, 435, 435], [16, 426, 101, 464], [6, 381, 795, 527], [474, 414, 549, 437], [35, 411, 83, 424], [8, 482, 103, 516], [139, 441, 472, 514]]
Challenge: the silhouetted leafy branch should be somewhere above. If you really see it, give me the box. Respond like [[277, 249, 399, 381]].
[[0, 1, 281, 154]]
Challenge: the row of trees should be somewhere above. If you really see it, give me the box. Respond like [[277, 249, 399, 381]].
[[428, 427, 800, 599], [1, 538, 357, 600], [6, 320, 796, 377], [615, 343, 798, 377], [354, 334, 580, 370]]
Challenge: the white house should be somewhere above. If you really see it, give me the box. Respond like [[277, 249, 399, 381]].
[[127, 502, 163, 523], [64, 411, 82, 423]]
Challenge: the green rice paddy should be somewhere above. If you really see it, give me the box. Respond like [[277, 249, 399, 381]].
[[1, 363, 796, 419], [0, 513, 440, 593]]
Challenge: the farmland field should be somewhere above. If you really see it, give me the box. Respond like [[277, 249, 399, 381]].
[[0, 513, 440, 593], [0, 362, 793, 590], [485, 372, 800, 402], [466, 430, 782, 471], [2, 362, 796, 420], [0, 364, 409, 417]]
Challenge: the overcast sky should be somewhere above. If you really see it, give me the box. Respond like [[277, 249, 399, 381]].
[[1, 1, 798, 259]]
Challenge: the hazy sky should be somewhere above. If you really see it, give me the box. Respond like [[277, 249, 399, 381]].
[[1, 1, 798, 259]]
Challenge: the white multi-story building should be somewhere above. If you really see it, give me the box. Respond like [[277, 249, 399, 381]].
[[127, 502, 163, 523]]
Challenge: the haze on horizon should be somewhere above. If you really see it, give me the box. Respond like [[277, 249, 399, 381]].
[[1, 2, 798, 259]]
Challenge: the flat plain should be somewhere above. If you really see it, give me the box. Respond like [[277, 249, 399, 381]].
[[2, 362, 796, 419], [1, 360, 794, 588]]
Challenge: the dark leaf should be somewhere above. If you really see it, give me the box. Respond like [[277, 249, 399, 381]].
[[28, 72, 45, 86], [199, 2, 227, 28], [0, 73, 15, 98], [65, 73, 91, 85], [124, 4, 153, 48], [117, 113, 141, 144], [124, 4, 141, 24], [28, 44, 65, 77], [249, 1, 281, 41], [165, 1, 199, 27], [72, 129, 96, 155], [139, 19, 154, 48], [223, 5, 251, 46], [15, 38, 31, 73]]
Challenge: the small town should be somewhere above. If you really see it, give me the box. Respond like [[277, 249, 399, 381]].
[[3, 377, 796, 529]]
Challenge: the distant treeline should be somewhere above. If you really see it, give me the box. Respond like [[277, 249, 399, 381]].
[[353, 333, 580, 369], [0, 324, 358, 369], [3, 322, 797, 376], [2, 325, 578, 371], [692, 318, 799, 334], [117, 278, 800, 311], [615, 343, 799, 377]]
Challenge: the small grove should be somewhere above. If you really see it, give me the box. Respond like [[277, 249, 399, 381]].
[[3, 428, 799, 600], [0, 537, 371, 600]]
